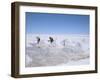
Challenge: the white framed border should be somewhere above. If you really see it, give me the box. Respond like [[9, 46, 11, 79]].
[[19, 5, 96, 75]]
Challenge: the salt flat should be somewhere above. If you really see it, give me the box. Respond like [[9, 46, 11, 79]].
[[25, 34, 90, 67]]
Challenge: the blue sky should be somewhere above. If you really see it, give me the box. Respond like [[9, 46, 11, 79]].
[[26, 12, 89, 35]]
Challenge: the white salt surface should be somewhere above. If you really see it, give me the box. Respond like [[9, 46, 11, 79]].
[[25, 34, 90, 67]]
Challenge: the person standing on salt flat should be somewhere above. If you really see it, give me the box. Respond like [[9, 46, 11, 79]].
[[48, 37, 54, 44], [62, 39, 66, 47], [36, 36, 40, 44], [36, 36, 41, 48]]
